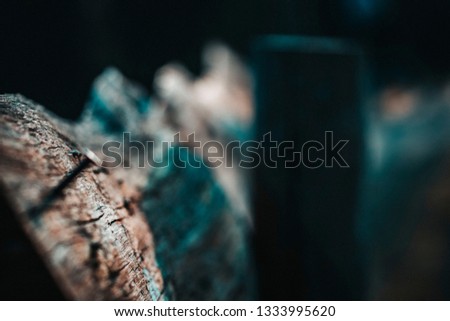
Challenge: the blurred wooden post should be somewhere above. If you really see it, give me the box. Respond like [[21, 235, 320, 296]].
[[252, 36, 366, 299]]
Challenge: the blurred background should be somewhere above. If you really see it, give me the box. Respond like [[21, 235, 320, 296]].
[[2, 0, 449, 119], [1, 0, 450, 300]]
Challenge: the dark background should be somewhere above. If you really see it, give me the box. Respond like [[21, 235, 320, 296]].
[[1, 0, 449, 119]]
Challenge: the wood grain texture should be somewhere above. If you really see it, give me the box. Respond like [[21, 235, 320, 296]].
[[0, 94, 164, 300]]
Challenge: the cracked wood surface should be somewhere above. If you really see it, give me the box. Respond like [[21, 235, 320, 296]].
[[0, 94, 164, 300]]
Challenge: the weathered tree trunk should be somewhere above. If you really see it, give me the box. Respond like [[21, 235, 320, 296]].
[[0, 94, 164, 300]]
